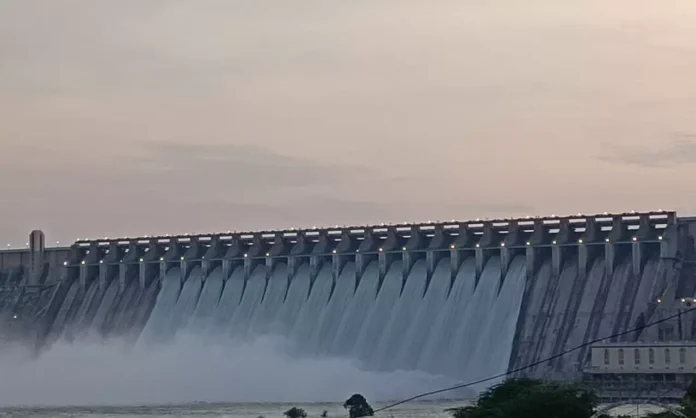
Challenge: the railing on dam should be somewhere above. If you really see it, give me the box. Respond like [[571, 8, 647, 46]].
[[32, 210, 671, 289], [0, 210, 678, 288]]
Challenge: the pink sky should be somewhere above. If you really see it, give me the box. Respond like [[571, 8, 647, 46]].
[[1, 0, 696, 245]]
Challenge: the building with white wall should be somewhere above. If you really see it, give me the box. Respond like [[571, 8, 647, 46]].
[[585, 342, 696, 401], [589, 342, 696, 373]]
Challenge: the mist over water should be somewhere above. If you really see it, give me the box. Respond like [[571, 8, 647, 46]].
[[0, 334, 459, 407]]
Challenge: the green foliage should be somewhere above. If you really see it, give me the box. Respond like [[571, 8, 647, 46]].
[[446, 378, 598, 418], [283, 407, 307, 418], [682, 378, 696, 418]]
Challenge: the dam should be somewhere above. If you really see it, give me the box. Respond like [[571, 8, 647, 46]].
[[1, 210, 694, 389]]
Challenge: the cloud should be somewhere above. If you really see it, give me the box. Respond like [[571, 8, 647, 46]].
[[0, 142, 389, 243], [133, 142, 368, 190], [0, 141, 376, 196], [601, 135, 696, 167]]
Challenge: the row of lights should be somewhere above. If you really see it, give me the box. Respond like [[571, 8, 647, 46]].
[[58, 232, 664, 253], [655, 297, 693, 304], [14, 212, 670, 251], [68, 210, 669, 244], [2, 213, 671, 250], [66, 235, 666, 266]]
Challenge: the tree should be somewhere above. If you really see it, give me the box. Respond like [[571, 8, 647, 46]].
[[283, 407, 307, 418], [446, 378, 598, 418], [344, 394, 374, 418], [682, 378, 696, 417]]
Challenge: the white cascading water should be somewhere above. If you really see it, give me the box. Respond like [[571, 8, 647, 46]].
[[248, 263, 288, 337], [368, 260, 428, 371], [351, 264, 404, 364], [186, 267, 224, 334], [460, 257, 526, 388], [168, 267, 203, 334], [289, 264, 333, 352], [416, 258, 477, 375], [137, 269, 182, 345], [391, 259, 451, 371], [86, 277, 120, 338], [329, 263, 378, 357], [91, 254, 531, 387], [269, 264, 311, 336], [227, 266, 267, 339], [210, 268, 245, 333], [310, 262, 359, 357]]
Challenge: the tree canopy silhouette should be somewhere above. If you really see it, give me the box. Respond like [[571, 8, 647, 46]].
[[446, 378, 598, 418], [283, 407, 307, 418], [344, 394, 374, 418]]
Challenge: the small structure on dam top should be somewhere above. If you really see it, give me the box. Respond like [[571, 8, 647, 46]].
[[3, 209, 696, 399]]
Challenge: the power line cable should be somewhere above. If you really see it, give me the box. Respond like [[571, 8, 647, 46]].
[[364, 305, 696, 416]]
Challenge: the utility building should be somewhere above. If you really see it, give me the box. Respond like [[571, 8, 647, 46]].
[[586, 342, 696, 401]]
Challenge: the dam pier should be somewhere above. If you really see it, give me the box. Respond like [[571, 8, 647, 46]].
[[1, 210, 695, 398]]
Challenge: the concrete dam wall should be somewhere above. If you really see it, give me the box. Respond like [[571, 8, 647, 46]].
[[0, 211, 691, 385]]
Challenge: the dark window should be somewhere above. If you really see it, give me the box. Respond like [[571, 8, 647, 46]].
[[618, 349, 625, 365], [634, 349, 641, 365], [649, 348, 655, 364], [680, 348, 687, 364], [665, 348, 671, 364], [604, 349, 610, 365]]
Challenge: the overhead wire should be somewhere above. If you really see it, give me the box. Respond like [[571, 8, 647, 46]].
[[362, 305, 696, 416]]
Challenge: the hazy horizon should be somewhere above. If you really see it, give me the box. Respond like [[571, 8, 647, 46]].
[[2, 0, 696, 245]]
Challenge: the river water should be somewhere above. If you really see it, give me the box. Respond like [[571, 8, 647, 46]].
[[0, 401, 667, 418], [0, 401, 461, 418]]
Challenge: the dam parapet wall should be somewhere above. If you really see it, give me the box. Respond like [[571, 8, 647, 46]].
[[1, 211, 675, 289]]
